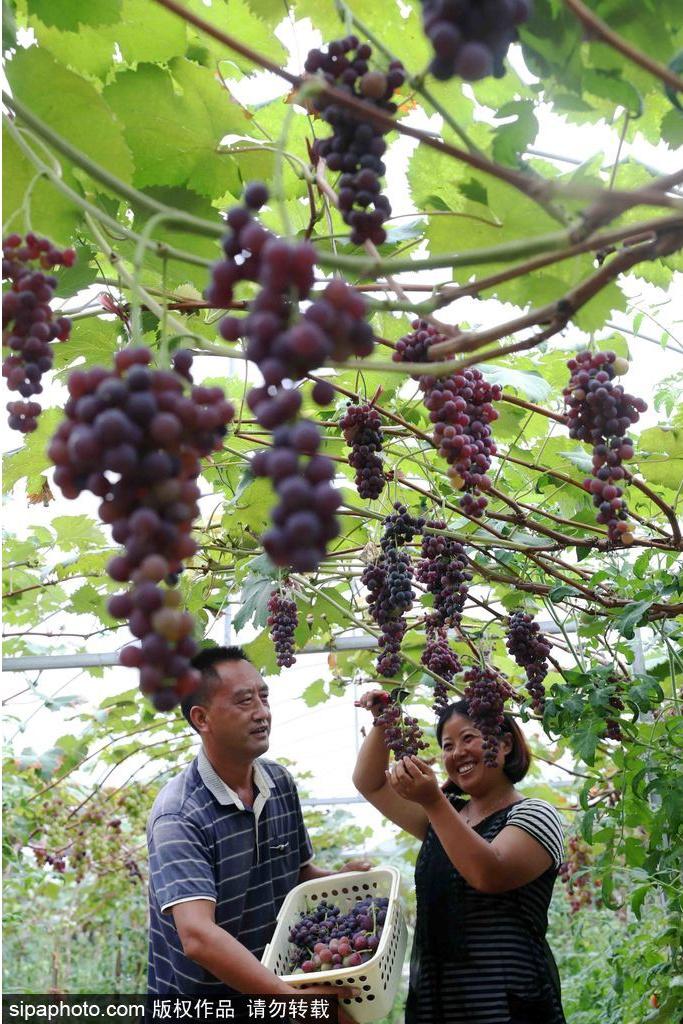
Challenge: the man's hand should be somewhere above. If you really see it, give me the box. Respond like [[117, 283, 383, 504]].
[[337, 857, 372, 872], [386, 755, 444, 809]]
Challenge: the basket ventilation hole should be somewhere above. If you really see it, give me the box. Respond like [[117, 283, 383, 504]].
[[362, 985, 371, 992], [359, 976, 367, 982], [367, 995, 375, 1002]]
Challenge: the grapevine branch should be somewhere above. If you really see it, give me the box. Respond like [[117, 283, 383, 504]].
[[562, 0, 683, 93]]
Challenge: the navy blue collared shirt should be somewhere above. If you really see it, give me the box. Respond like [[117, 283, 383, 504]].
[[147, 750, 313, 995]]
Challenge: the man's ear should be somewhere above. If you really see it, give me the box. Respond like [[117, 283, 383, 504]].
[[501, 732, 514, 756], [190, 704, 208, 733]]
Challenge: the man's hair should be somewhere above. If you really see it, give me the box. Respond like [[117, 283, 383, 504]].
[[435, 699, 531, 793], [181, 645, 251, 732]]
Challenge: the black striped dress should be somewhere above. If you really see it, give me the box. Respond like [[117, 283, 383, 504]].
[[405, 797, 567, 1024]]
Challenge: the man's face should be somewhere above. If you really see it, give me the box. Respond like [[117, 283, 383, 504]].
[[193, 659, 272, 760]]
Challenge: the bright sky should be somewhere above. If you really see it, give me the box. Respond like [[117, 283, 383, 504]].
[[2, 14, 681, 824]]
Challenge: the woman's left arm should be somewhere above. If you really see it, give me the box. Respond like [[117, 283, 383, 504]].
[[387, 757, 552, 894]]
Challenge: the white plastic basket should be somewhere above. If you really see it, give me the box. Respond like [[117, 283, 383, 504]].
[[261, 865, 407, 1023]]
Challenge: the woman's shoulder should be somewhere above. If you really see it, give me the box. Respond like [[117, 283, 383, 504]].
[[505, 797, 566, 867], [509, 796, 564, 820]]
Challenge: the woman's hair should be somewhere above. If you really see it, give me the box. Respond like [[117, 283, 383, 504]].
[[436, 699, 531, 793]]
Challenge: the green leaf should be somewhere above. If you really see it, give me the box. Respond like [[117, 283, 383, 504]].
[[548, 585, 582, 602], [6, 48, 134, 193], [615, 599, 655, 639], [481, 366, 552, 402], [301, 679, 327, 708], [27, 0, 122, 30], [2, 124, 80, 247], [103, 61, 243, 194], [638, 426, 683, 489], [3, 408, 63, 495]]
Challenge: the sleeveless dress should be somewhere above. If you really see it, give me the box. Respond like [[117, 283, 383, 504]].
[[405, 796, 567, 1024]]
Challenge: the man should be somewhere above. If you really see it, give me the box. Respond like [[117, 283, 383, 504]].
[[147, 645, 368, 999]]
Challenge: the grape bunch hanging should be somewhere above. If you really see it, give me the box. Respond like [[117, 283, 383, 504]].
[[505, 611, 551, 713], [305, 36, 405, 244], [416, 522, 472, 628], [420, 0, 533, 82], [372, 691, 430, 761], [422, 619, 462, 713], [48, 347, 234, 710], [267, 589, 298, 668], [208, 184, 375, 573], [395, 321, 501, 516], [340, 401, 386, 499], [361, 504, 422, 677], [564, 350, 646, 545], [463, 665, 511, 764], [2, 233, 75, 433]]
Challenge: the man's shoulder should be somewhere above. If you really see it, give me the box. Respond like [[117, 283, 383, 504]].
[[258, 758, 297, 793], [149, 759, 207, 823]]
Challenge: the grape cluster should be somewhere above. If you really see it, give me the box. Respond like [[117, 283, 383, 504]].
[[416, 524, 472, 627], [422, 621, 462, 713], [361, 505, 423, 677], [208, 184, 375, 573], [267, 590, 298, 668], [559, 836, 598, 914], [463, 665, 508, 765], [375, 700, 429, 761], [48, 347, 234, 710], [422, 367, 502, 516], [505, 611, 551, 713], [381, 501, 426, 550], [286, 896, 389, 973], [252, 424, 341, 573], [2, 233, 75, 432], [564, 350, 646, 545], [394, 322, 501, 514], [392, 318, 443, 374], [420, 0, 532, 82], [603, 677, 625, 742], [361, 551, 414, 677], [305, 37, 405, 245], [340, 401, 385, 499]]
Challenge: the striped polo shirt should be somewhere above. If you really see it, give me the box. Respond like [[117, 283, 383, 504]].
[[147, 749, 314, 995]]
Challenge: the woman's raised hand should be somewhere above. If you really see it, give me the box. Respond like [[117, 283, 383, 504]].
[[386, 755, 444, 809], [354, 689, 390, 719]]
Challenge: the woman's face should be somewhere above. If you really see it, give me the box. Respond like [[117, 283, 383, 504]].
[[440, 713, 513, 794]]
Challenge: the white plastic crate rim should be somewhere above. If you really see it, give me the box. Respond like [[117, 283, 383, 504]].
[[261, 865, 407, 1023]]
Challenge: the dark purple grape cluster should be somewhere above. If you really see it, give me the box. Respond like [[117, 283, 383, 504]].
[[361, 553, 413, 677], [505, 611, 551, 713], [208, 185, 375, 573], [564, 350, 646, 545], [286, 896, 389, 973], [416, 523, 472, 627], [381, 501, 426, 550], [422, 367, 502, 516], [422, 620, 462, 713], [420, 0, 533, 82], [267, 589, 298, 667], [2, 232, 75, 432], [392, 318, 443, 375], [305, 36, 405, 245], [394, 323, 501, 515], [463, 665, 508, 765], [47, 347, 234, 711], [375, 701, 429, 760], [340, 401, 385, 499], [603, 676, 625, 741], [252, 423, 341, 573]]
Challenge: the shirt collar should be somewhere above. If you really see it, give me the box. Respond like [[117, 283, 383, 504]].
[[197, 748, 273, 809]]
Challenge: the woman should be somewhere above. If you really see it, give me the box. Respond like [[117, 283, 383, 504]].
[[352, 696, 566, 1024]]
